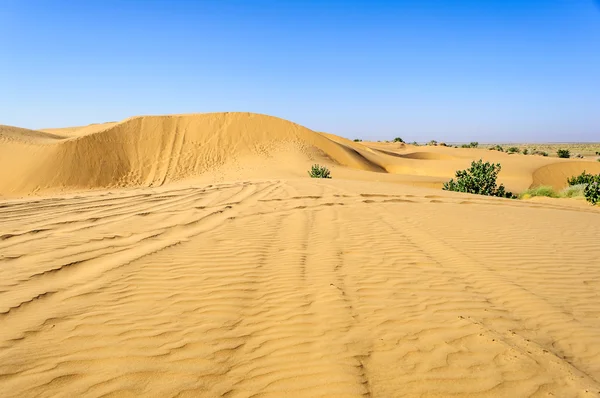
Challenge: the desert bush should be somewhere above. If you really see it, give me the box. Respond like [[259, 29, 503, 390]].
[[308, 164, 331, 179], [532, 150, 548, 156], [596, 151, 600, 156], [393, 137, 404, 143], [470, 142, 479, 148], [557, 149, 570, 158], [353, 138, 362, 142], [489, 145, 504, 152], [574, 153, 584, 159], [567, 171, 595, 186], [519, 186, 558, 199], [584, 179, 600, 205], [427, 140, 438, 146], [507, 147, 520, 154], [561, 184, 586, 198], [439, 142, 448, 147], [523, 149, 529, 155], [443, 159, 514, 198], [411, 141, 419, 146]]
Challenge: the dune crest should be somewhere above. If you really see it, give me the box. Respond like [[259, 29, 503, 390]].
[[0, 113, 390, 197], [2, 113, 599, 198]]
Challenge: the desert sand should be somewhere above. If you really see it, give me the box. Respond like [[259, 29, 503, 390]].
[[1, 113, 600, 397]]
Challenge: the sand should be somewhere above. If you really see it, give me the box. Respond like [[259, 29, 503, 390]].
[[1, 113, 600, 397]]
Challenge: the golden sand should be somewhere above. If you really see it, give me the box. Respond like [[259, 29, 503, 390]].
[[1, 113, 599, 397]]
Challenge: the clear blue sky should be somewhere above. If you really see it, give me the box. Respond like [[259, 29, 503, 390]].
[[1, 0, 599, 142]]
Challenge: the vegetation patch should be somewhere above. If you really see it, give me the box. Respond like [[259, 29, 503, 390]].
[[560, 184, 586, 198], [443, 159, 514, 198], [567, 171, 596, 186], [585, 180, 600, 205], [519, 186, 557, 199], [565, 171, 600, 205], [557, 149, 570, 158], [308, 164, 331, 179]]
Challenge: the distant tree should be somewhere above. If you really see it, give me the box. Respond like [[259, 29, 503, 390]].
[[393, 137, 404, 143], [353, 138, 362, 142], [427, 140, 438, 146]]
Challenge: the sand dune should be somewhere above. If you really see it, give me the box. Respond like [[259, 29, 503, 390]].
[[533, 161, 600, 190], [3, 112, 597, 198], [2, 112, 600, 397]]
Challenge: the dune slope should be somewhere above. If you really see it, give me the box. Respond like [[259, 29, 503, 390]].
[[1, 179, 599, 397], [532, 161, 600, 190], [0, 113, 391, 197]]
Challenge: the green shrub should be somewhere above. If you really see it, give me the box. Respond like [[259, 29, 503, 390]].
[[567, 171, 595, 186], [411, 141, 419, 146], [560, 184, 586, 198], [353, 138, 362, 142], [443, 159, 514, 198], [596, 151, 600, 156], [507, 147, 520, 154], [523, 149, 529, 155], [519, 186, 558, 199], [489, 145, 504, 152], [439, 142, 448, 147], [566, 172, 600, 205], [532, 150, 548, 157], [427, 140, 438, 146], [308, 164, 331, 179], [584, 179, 600, 205], [557, 149, 570, 158], [393, 137, 404, 143]]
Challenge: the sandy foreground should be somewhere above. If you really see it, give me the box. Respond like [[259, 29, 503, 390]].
[[1, 113, 600, 397]]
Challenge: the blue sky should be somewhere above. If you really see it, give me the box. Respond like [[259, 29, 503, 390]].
[[1, 0, 599, 142]]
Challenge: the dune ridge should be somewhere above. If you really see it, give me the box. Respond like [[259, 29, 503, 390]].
[[3, 112, 599, 198], [0, 113, 391, 197]]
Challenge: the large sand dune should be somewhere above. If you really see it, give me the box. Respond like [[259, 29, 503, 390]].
[[1, 113, 600, 397], [3, 112, 599, 198]]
